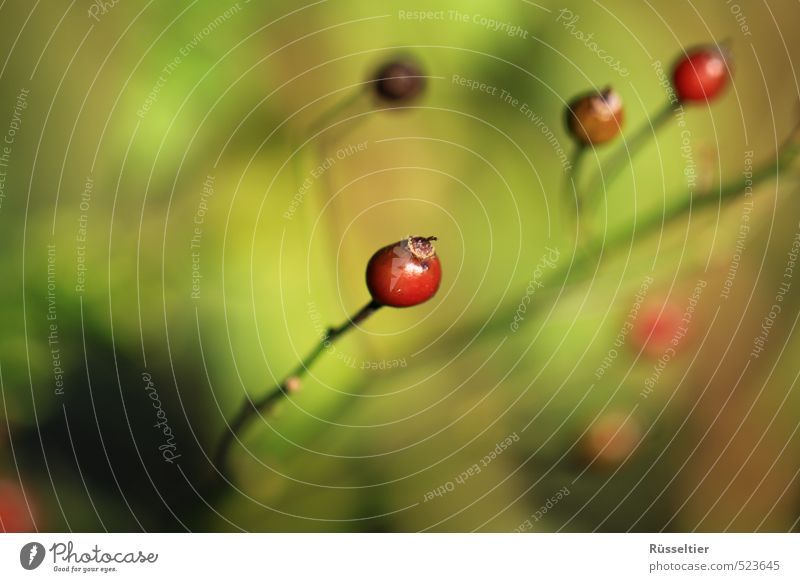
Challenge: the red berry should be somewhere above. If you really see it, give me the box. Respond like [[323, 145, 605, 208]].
[[366, 236, 441, 308], [672, 45, 731, 103], [0, 479, 37, 532], [565, 87, 624, 145], [631, 303, 685, 358], [371, 59, 426, 104]]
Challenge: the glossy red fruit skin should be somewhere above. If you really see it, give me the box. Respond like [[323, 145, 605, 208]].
[[672, 47, 730, 103], [366, 237, 441, 308]]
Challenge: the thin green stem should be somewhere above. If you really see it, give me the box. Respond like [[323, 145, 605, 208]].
[[586, 101, 675, 203], [562, 145, 586, 235], [465, 137, 800, 341], [213, 300, 382, 476], [306, 89, 366, 143], [288, 89, 367, 216], [288, 90, 370, 291], [594, 139, 800, 257]]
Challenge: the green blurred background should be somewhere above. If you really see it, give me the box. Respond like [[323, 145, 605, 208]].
[[1, 0, 799, 532]]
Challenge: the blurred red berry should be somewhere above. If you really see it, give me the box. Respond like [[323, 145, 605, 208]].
[[631, 303, 685, 358], [0, 479, 36, 532], [366, 236, 441, 308], [672, 45, 731, 103]]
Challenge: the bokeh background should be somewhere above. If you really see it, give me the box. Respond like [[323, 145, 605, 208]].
[[1, 0, 800, 532]]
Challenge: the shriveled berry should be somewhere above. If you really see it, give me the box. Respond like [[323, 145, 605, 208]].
[[672, 45, 731, 103], [371, 60, 426, 104], [565, 87, 624, 145], [366, 236, 441, 308]]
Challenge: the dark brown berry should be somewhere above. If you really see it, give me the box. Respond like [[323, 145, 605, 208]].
[[371, 60, 426, 104]]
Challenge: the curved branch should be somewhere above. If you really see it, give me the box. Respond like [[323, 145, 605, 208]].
[[213, 300, 382, 477]]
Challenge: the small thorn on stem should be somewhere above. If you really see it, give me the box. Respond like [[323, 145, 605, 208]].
[[695, 142, 717, 195]]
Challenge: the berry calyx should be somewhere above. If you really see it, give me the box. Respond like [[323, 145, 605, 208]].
[[672, 45, 732, 103], [366, 236, 441, 308], [370, 59, 426, 104], [565, 87, 624, 146]]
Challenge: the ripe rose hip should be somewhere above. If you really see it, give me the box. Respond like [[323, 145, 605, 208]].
[[565, 87, 624, 145], [366, 236, 441, 307], [672, 45, 731, 103], [371, 59, 426, 104]]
